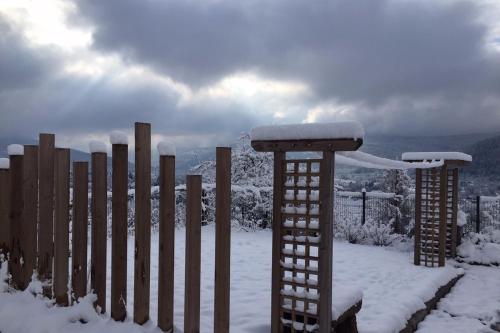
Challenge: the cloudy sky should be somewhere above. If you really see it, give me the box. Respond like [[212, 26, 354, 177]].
[[1, 0, 499, 152]]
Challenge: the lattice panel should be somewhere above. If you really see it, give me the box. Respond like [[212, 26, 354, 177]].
[[419, 168, 442, 267], [280, 159, 322, 333]]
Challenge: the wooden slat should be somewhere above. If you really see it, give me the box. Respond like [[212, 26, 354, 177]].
[[414, 169, 422, 265], [72, 161, 88, 302], [54, 148, 70, 306], [158, 155, 175, 332], [184, 175, 202, 333], [21, 145, 38, 289], [111, 143, 128, 321], [134, 122, 152, 324], [9, 154, 23, 289], [318, 151, 334, 333], [38, 133, 55, 291], [214, 147, 232, 333], [271, 151, 285, 333], [251, 138, 362, 152], [91, 152, 107, 312], [0, 168, 9, 254]]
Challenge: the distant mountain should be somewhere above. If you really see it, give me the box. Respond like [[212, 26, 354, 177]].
[[463, 134, 500, 180]]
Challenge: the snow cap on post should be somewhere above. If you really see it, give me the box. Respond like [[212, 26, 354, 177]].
[[109, 131, 128, 145], [402, 152, 472, 162], [89, 140, 107, 154], [7, 144, 24, 156], [0, 158, 9, 169], [157, 140, 176, 156]]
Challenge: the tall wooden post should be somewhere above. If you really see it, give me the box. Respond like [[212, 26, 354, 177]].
[[134, 122, 151, 325], [318, 150, 335, 333], [184, 175, 201, 333], [8, 146, 23, 289], [111, 140, 128, 321], [271, 151, 284, 333], [21, 145, 38, 289], [38, 134, 55, 292], [158, 153, 175, 332], [54, 148, 70, 306], [72, 162, 88, 301], [214, 147, 232, 333], [414, 169, 422, 265], [0, 159, 9, 254], [91, 149, 108, 312]]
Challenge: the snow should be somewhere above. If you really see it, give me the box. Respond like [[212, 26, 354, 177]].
[[0, 158, 9, 169], [338, 151, 444, 170], [416, 264, 500, 332], [89, 140, 107, 154], [402, 152, 472, 162], [250, 121, 365, 141], [7, 144, 24, 156], [157, 140, 176, 156], [457, 235, 500, 266], [0, 227, 463, 333], [109, 131, 128, 145]]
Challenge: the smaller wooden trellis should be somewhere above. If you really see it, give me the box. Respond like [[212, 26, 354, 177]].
[[403, 153, 471, 267], [251, 122, 363, 333]]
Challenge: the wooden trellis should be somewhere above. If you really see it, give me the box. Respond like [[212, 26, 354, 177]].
[[404, 153, 471, 267], [252, 132, 363, 333]]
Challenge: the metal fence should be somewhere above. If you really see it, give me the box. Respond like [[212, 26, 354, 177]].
[[335, 191, 500, 236], [460, 196, 500, 234]]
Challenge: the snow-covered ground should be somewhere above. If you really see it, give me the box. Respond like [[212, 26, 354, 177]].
[[0, 226, 465, 333], [416, 264, 500, 332]]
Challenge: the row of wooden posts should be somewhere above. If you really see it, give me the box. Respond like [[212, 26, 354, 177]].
[[0, 122, 232, 333]]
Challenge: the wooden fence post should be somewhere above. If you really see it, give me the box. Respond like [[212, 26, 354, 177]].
[[90, 146, 107, 313], [158, 149, 175, 332], [214, 147, 231, 333], [111, 135, 128, 321], [134, 122, 151, 325], [72, 162, 88, 302], [22, 145, 38, 289], [54, 148, 70, 306], [184, 175, 202, 333], [0, 159, 9, 254], [8, 145, 23, 289], [476, 195, 481, 233], [38, 134, 55, 293]]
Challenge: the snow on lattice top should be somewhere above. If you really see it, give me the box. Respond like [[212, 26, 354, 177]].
[[402, 152, 472, 162], [338, 151, 444, 170], [7, 144, 24, 156], [0, 158, 9, 169], [157, 140, 176, 156], [89, 140, 107, 154], [109, 131, 128, 145], [250, 121, 364, 141]]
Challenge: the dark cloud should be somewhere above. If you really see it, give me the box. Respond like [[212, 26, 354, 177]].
[[77, 0, 500, 103], [0, 16, 57, 92]]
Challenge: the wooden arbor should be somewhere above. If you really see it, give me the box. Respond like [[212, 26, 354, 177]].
[[251, 122, 363, 333], [403, 152, 471, 267]]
